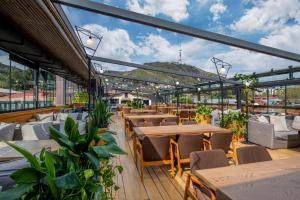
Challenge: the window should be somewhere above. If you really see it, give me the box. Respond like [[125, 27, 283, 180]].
[[0, 50, 10, 112]]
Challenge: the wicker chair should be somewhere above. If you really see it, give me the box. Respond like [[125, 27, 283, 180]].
[[236, 146, 272, 165], [184, 150, 229, 200]]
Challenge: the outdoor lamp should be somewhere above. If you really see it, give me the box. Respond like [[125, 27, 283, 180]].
[[86, 36, 93, 46], [176, 81, 179, 85], [219, 66, 226, 76], [105, 78, 108, 82], [244, 80, 251, 87], [99, 68, 104, 74], [197, 87, 201, 92]]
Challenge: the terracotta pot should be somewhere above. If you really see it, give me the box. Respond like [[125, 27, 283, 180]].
[[196, 114, 211, 124]]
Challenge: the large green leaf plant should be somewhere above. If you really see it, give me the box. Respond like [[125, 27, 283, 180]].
[[0, 117, 126, 200], [90, 100, 113, 129]]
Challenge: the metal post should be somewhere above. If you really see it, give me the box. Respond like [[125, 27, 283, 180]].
[[88, 58, 91, 113], [267, 88, 269, 113], [176, 88, 179, 115], [220, 82, 224, 127], [284, 85, 287, 115]]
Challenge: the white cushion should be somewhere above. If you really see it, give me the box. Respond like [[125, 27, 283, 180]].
[[21, 123, 51, 140], [56, 113, 69, 121], [68, 113, 79, 121], [36, 112, 53, 122], [257, 116, 269, 123], [81, 112, 89, 121], [292, 116, 300, 130], [270, 116, 289, 132], [0, 123, 16, 140]]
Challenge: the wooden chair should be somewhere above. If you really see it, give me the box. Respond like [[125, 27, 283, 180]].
[[170, 134, 204, 175], [126, 118, 144, 136], [235, 146, 272, 165], [122, 107, 131, 118], [159, 107, 169, 114], [146, 118, 163, 126], [189, 111, 196, 120], [181, 120, 197, 125], [136, 136, 175, 183], [136, 121, 154, 127], [160, 121, 177, 126], [164, 117, 179, 124], [184, 150, 229, 200], [203, 132, 235, 159], [179, 111, 190, 122]]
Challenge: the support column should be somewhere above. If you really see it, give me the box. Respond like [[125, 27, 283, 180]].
[[88, 58, 91, 113], [267, 88, 269, 113], [236, 86, 242, 109], [220, 82, 224, 127]]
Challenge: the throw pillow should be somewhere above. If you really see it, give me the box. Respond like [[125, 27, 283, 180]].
[[0, 123, 16, 140], [21, 123, 51, 140], [81, 112, 89, 121], [56, 113, 69, 121], [257, 115, 269, 123], [269, 116, 289, 132], [292, 116, 300, 130], [36, 112, 53, 122], [68, 113, 79, 121]]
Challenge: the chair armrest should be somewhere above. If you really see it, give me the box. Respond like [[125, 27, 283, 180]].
[[203, 138, 212, 150], [187, 173, 216, 200], [248, 120, 274, 148]]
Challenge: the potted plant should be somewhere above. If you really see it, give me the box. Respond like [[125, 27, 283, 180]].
[[195, 105, 212, 124], [0, 117, 126, 199], [72, 92, 88, 108], [89, 100, 113, 134], [221, 111, 248, 141]]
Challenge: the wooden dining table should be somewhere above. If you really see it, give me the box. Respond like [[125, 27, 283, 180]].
[[0, 140, 59, 162], [130, 109, 157, 114], [195, 156, 300, 200], [124, 114, 178, 134], [132, 124, 231, 163]]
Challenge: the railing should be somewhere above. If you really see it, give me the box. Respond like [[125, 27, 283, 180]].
[[0, 101, 55, 113]]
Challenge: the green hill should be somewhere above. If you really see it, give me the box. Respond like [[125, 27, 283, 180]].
[[113, 62, 217, 85]]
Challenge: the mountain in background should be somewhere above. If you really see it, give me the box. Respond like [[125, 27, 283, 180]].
[[111, 62, 217, 85]]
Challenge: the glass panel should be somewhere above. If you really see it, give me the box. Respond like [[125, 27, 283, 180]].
[[286, 85, 300, 116], [39, 69, 47, 107], [0, 50, 10, 112], [24, 66, 34, 109], [253, 88, 268, 114], [47, 72, 56, 107], [11, 61, 25, 111]]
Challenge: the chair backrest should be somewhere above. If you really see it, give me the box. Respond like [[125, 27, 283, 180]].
[[209, 132, 233, 153], [190, 150, 229, 174], [159, 107, 169, 114], [147, 118, 162, 126], [137, 121, 154, 127], [140, 136, 173, 161], [190, 111, 196, 119], [164, 117, 179, 124], [178, 134, 204, 159], [144, 105, 151, 110], [236, 146, 272, 165], [160, 121, 177, 126], [181, 120, 197, 125], [123, 108, 131, 114], [180, 111, 189, 118]]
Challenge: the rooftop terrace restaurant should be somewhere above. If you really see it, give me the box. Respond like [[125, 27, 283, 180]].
[[1, 1, 300, 200]]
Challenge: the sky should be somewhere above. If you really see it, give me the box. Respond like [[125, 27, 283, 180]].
[[62, 0, 300, 76]]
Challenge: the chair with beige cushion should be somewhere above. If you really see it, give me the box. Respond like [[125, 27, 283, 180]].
[[182, 120, 197, 125], [203, 132, 234, 159], [236, 146, 272, 165], [184, 150, 229, 200], [171, 134, 204, 175], [179, 111, 190, 122], [160, 121, 177, 126], [137, 135, 175, 182]]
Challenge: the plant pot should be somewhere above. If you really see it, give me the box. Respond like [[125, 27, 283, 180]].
[[196, 114, 211, 124]]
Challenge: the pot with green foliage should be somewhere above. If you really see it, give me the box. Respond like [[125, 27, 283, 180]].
[[195, 105, 212, 124], [0, 117, 126, 199], [89, 100, 113, 133], [221, 111, 248, 141]]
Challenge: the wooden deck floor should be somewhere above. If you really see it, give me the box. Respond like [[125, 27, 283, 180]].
[[110, 115, 300, 200]]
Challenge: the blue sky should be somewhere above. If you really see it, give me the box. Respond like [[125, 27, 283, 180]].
[[63, 0, 300, 76]]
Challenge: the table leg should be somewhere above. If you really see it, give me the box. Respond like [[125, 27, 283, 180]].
[[133, 135, 137, 164]]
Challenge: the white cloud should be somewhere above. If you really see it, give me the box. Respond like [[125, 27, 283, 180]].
[[260, 25, 300, 54], [231, 0, 300, 33], [196, 0, 209, 7], [126, 0, 189, 22], [209, 1, 227, 22]]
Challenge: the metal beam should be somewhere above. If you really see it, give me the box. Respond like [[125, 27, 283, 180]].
[[91, 56, 239, 84], [54, 0, 300, 63], [100, 71, 196, 89]]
